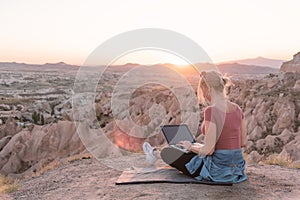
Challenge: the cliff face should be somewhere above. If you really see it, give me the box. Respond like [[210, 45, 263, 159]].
[[229, 72, 300, 163], [280, 52, 300, 72]]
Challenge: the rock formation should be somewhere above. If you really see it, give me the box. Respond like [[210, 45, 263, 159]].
[[229, 72, 300, 163], [0, 121, 85, 176], [280, 52, 300, 72], [0, 117, 22, 139], [0, 135, 11, 150]]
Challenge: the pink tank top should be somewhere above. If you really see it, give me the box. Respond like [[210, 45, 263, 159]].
[[201, 105, 244, 150]]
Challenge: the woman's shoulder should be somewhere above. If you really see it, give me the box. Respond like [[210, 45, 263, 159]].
[[204, 106, 213, 113], [228, 102, 242, 112], [204, 103, 243, 115], [228, 102, 244, 118]]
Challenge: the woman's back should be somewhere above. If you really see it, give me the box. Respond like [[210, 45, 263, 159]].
[[202, 102, 244, 150]]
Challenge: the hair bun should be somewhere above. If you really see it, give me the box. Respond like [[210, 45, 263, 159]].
[[222, 76, 233, 87], [222, 77, 228, 85]]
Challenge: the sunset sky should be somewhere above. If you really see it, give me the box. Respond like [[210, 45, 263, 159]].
[[0, 0, 299, 65]]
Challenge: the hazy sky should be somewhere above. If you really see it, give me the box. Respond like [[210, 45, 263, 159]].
[[0, 0, 299, 65]]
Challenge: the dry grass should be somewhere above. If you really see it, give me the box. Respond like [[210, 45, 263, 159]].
[[292, 162, 300, 169], [0, 175, 19, 194], [28, 154, 93, 178], [264, 155, 300, 169], [34, 160, 61, 177], [244, 152, 300, 169], [67, 153, 93, 163], [0, 97, 34, 105]]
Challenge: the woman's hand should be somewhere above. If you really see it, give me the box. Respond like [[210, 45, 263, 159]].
[[177, 141, 192, 150]]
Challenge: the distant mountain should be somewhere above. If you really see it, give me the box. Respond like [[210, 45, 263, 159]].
[[219, 57, 285, 68], [217, 63, 279, 74], [0, 62, 79, 71], [0, 61, 279, 76], [156, 62, 279, 77]]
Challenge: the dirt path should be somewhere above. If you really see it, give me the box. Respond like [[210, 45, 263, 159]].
[[2, 157, 300, 200]]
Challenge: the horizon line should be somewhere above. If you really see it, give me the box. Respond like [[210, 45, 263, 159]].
[[0, 55, 288, 67]]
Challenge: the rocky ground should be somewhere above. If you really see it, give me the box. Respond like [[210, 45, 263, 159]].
[[1, 157, 300, 200]]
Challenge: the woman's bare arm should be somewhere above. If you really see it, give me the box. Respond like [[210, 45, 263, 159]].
[[189, 120, 216, 155], [241, 118, 247, 147]]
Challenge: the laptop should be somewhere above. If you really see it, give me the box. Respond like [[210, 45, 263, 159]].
[[161, 124, 196, 153]]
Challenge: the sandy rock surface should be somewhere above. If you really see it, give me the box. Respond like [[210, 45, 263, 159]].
[[1, 157, 299, 200]]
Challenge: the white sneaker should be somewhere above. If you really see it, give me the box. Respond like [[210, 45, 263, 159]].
[[142, 142, 157, 164]]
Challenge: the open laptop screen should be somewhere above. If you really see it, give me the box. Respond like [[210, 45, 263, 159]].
[[161, 124, 195, 145]]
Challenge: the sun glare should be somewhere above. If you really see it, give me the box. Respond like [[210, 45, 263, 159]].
[[113, 49, 189, 66]]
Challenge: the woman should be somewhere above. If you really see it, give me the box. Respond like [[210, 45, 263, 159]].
[[143, 70, 247, 183]]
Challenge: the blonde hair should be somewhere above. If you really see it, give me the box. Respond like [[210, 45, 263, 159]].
[[197, 70, 233, 105]]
